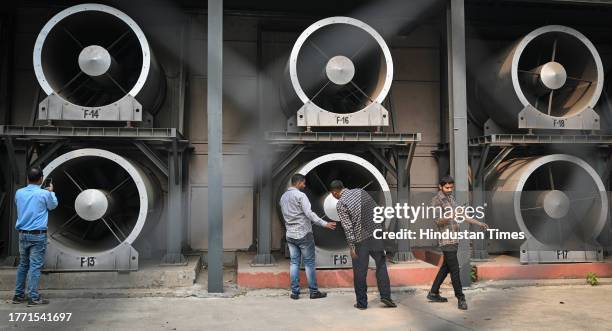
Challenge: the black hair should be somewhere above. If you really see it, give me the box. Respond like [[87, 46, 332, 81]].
[[291, 173, 306, 185], [28, 167, 43, 182], [439, 175, 455, 186], [329, 180, 345, 191]]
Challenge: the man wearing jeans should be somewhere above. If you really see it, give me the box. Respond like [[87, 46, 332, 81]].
[[12, 167, 57, 306], [280, 174, 336, 300]]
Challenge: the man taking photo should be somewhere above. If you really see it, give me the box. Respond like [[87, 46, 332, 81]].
[[12, 167, 57, 306], [280, 174, 336, 300]]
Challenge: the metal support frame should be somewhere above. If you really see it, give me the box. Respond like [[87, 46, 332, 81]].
[[2, 137, 24, 261], [207, 0, 224, 293], [161, 139, 187, 266], [251, 154, 276, 266], [447, 0, 471, 286], [392, 144, 416, 263], [29, 140, 66, 169], [0, 126, 190, 268], [255, 131, 420, 265], [470, 145, 515, 260], [133, 141, 168, 177]]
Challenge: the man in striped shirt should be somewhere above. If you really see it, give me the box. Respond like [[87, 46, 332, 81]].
[[280, 174, 336, 300], [330, 180, 396, 310]]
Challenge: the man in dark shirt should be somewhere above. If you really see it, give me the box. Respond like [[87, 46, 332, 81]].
[[427, 175, 487, 310], [330, 180, 396, 310]]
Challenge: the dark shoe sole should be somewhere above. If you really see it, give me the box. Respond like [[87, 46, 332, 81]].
[[310, 292, 327, 299], [27, 301, 49, 307], [354, 304, 367, 310], [381, 298, 397, 308], [290, 295, 299, 300], [427, 295, 448, 303]]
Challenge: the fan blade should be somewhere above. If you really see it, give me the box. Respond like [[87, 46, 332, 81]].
[[63, 170, 86, 192], [63, 28, 84, 49], [547, 90, 554, 115]]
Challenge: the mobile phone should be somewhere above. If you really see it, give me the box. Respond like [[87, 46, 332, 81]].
[[41, 177, 53, 188]]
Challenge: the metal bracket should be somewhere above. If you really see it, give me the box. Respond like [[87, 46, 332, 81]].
[[39, 93, 144, 122], [368, 146, 397, 180], [30, 140, 67, 169], [482, 146, 515, 182], [297, 101, 389, 127], [518, 105, 600, 130], [133, 141, 168, 178], [271, 145, 305, 178]]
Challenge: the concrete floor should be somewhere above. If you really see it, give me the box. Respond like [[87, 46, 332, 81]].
[[1, 284, 611, 330]]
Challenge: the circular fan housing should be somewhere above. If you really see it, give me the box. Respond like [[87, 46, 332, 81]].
[[488, 154, 607, 248], [282, 17, 393, 116], [33, 4, 165, 114], [470, 25, 603, 130], [43, 148, 158, 256], [283, 153, 392, 251]]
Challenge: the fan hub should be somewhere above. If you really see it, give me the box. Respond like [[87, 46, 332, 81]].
[[78, 45, 112, 77], [323, 193, 340, 221], [75, 189, 110, 221], [325, 55, 355, 85], [539, 61, 567, 90], [541, 189, 570, 219]]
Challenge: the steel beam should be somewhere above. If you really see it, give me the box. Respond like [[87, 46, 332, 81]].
[[207, 0, 224, 293], [368, 146, 398, 180], [447, 0, 471, 287], [161, 148, 187, 267], [133, 141, 168, 177], [392, 147, 414, 262]]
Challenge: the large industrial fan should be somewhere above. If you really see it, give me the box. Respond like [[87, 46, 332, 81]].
[[43, 149, 160, 271], [281, 17, 393, 128], [279, 153, 392, 268], [470, 25, 604, 132], [33, 4, 165, 123], [486, 154, 607, 263]]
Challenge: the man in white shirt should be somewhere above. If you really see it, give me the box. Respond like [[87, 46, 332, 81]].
[[280, 174, 336, 300]]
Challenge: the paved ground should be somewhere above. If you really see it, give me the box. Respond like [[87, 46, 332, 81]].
[[0, 285, 611, 330]]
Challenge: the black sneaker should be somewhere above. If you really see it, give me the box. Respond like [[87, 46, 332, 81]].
[[381, 297, 397, 308], [290, 293, 300, 300], [310, 291, 327, 299], [12, 295, 25, 304], [458, 297, 468, 310], [427, 292, 448, 302], [27, 297, 49, 307], [354, 303, 367, 310]]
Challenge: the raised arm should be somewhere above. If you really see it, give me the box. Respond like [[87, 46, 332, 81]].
[[45, 191, 58, 210], [300, 193, 328, 228]]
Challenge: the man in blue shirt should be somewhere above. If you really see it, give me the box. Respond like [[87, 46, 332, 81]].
[[12, 167, 57, 306]]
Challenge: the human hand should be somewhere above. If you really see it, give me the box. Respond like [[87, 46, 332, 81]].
[[350, 248, 358, 259], [479, 221, 489, 230], [325, 222, 336, 230], [46, 183, 54, 192]]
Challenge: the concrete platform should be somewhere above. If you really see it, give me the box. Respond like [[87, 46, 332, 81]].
[[236, 253, 440, 289], [0, 256, 201, 291], [475, 255, 612, 280]]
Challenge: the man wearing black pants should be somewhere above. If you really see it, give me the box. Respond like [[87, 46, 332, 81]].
[[330, 180, 396, 310], [427, 176, 487, 310]]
